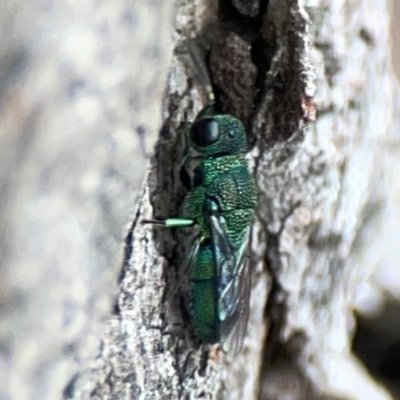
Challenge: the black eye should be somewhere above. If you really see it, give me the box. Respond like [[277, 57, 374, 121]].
[[190, 118, 219, 147]]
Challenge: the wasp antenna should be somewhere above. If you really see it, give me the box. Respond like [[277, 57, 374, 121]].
[[207, 91, 216, 104], [176, 38, 215, 105]]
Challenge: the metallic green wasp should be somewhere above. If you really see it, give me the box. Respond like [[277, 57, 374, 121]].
[[145, 41, 256, 354]]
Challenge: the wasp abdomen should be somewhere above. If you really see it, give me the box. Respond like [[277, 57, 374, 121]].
[[189, 241, 219, 343]]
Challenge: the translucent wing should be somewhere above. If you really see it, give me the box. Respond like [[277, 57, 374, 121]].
[[208, 214, 252, 355], [221, 235, 251, 356], [166, 236, 199, 302], [185, 236, 200, 276]]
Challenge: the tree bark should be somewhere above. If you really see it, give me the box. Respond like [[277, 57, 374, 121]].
[[1, 0, 399, 400]]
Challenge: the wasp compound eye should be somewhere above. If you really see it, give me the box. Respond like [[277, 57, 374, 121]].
[[190, 118, 220, 147]]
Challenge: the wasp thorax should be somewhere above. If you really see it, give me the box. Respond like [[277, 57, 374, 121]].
[[189, 115, 247, 156]]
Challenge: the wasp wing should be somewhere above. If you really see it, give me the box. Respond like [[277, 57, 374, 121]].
[[184, 236, 200, 276], [221, 234, 251, 356], [208, 213, 252, 355], [165, 232, 200, 303]]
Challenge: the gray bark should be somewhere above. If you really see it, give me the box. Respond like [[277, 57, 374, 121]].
[[1, 0, 399, 400]]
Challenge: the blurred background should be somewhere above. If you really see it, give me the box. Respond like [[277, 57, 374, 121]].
[[352, 1, 400, 398]]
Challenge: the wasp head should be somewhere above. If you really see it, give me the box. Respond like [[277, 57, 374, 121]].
[[189, 115, 247, 156]]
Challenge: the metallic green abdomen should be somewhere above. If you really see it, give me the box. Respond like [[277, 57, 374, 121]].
[[189, 242, 219, 342]]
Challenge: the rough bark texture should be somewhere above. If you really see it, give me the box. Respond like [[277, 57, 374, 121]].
[[1, 0, 399, 400]]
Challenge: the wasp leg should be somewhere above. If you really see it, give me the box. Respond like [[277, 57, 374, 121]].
[[142, 218, 195, 228]]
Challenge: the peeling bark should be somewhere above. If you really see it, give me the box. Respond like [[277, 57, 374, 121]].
[[1, 0, 399, 400]]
